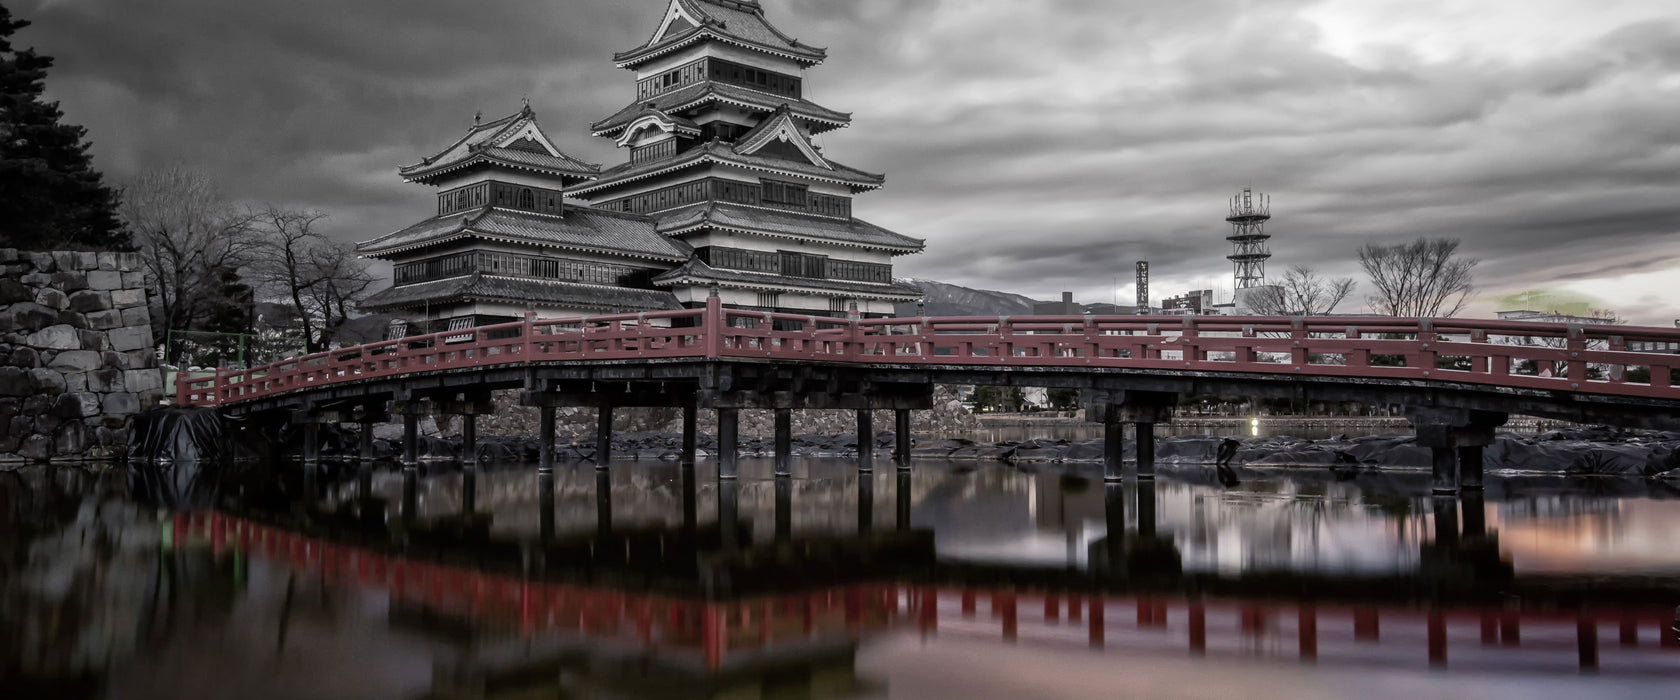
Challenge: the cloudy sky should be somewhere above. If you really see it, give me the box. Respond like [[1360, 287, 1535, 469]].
[[15, 0, 1680, 323]]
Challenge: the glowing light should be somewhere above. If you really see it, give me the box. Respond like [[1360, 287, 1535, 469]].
[[1251, 417, 1259, 437]]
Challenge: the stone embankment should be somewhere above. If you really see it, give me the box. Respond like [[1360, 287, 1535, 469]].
[[0, 250, 161, 461]]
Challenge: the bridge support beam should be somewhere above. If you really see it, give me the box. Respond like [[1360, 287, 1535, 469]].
[[1405, 407, 1507, 494], [460, 415, 477, 469], [681, 397, 699, 469], [895, 409, 913, 469], [774, 475, 791, 542], [1091, 391, 1176, 482], [1138, 481, 1158, 539], [596, 405, 614, 469], [774, 408, 792, 477], [718, 408, 739, 479], [401, 413, 419, 468], [897, 470, 912, 531], [539, 406, 556, 474], [857, 410, 875, 472], [858, 472, 874, 535]]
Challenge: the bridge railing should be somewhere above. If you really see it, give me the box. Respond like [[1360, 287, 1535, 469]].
[[175, 297, 1680, 407]]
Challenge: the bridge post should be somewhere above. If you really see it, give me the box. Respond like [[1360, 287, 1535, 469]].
[[857, 410, 875, 472], [1405, 407, 1507, 494], [401, 413, 419, 467], [896, 470, 912, 532], [1102, 407, 1124, 482], [539, 406, 556, 474], [681, 396, 698, 469], [460, 415, 477, 516], [595, 405, 614, 469], [717, 408, 739, 479], [357, 416, 375, 499], [1137, 481, 1158, 539], [300, 418, 320, 500], [774, 408, 793, 477], [1135, 422, 1156, 481], [894, 409, 913, 469], [359, 418, 376, 462], [596, 469, 612, 537], [858, 471, 874, 535], [1458, 445, 1485, 491], [775, 475, 792, 542]]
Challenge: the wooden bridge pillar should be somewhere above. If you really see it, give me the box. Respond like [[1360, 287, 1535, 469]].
[[357, 416, 376, 500], [538, 406, 556, 474], [858, 472, 874, 535], [1092, 391, 1175, 482], [1137, 481, 1158, 539], [301, 419, 320, 500], [857, 410, 875, 472], [774, 475, 792, 542], [460, 415, 477, 469], [896, 470, 913, 532], [539, 468, 555, 544], [680, 397, 699, 469], [359, 418, 376, 462], [774, 408, 793, 477], [717, 408, 739, 479], [595, 405, 614, 468], [595, 469, 612, 537], [1405, 407, 1506, 494], [401, 413, 419, 467], [1103, 409, 1125, 482], [1458, 444, 1485, 490], [894, 409, 913, 469]]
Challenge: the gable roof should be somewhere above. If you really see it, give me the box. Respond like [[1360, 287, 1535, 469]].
[[655, 202, 924, 255], [618, 0, 826, 69], [362, 273, 683, 314], [651, 257, 923, 301], [591, 81, 850, 138], [612, 107, 703, 147], [400, 105, 600, 185], [568, 139, 884, 197], [355, 206, 692, 262], [732, 105, 828, 167]]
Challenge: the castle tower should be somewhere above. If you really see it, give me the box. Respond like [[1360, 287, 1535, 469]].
[[356, 106, 689, 335], [567, 0, 924, 317], [1226, 187, 1272, 290]]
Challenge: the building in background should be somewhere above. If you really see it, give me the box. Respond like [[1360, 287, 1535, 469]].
[[356, 0, 924, 334], [566, 0, 924, 318], [356, 107, 690, 336], [1162, 289, 1215, 315]]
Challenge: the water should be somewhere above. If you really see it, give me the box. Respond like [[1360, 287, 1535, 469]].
[[3, 458, 1678, 698]]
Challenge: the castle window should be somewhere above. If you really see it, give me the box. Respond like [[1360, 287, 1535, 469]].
[[756, 292, 781, 309], [519, 188, 535, 210]]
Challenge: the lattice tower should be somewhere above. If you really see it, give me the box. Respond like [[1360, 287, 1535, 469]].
[[1135, 261, 1150, 314], [1226, 188, 1272, 289]]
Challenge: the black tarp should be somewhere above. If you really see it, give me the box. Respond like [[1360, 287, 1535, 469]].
[[126, 406, 273, 508]]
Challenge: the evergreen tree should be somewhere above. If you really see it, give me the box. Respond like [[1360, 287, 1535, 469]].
[[0, 4, 125, 251]]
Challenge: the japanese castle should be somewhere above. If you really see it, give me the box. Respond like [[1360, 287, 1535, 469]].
[[357, 0, 924, 334]]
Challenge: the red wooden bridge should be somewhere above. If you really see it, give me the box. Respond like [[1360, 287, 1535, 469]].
[[170, 297, 1680, 492]]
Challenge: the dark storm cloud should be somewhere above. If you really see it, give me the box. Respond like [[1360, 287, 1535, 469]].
[[15, 0, 1680, 321]]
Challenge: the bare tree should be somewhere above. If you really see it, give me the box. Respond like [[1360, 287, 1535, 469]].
[[120, 167, 260, 348], [250, 207, 373, 354], [1357, 237, 1478, 317], [1244, 265, 1357, 316]]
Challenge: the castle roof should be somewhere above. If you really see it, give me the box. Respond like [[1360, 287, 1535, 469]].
[[591, 81, 850, 138], [657, 202, 924, 255], [569, 139, 884, 198], [616, 0, 826, 69], [652, 258, 922, 301], [355, 206, 691, 262], [400, 105, 600, 185], [362, 273, 683, 314]]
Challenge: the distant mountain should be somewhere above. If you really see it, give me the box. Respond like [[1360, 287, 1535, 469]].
[[894, 279, 1041, 317]]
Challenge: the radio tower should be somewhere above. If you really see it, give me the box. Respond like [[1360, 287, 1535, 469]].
[[1135, 261, 1150, 314], [1226, 188, 1272, 289]]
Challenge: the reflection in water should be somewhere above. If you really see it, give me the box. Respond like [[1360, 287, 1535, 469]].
[[2, 459, 1680, 697]]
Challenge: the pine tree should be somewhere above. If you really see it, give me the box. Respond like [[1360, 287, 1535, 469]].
[[0, 3, 125, 251]]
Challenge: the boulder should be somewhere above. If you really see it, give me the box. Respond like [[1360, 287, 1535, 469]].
[[97, 251, 118, 270], [51, 392, 101, 418], [111, 288, 146, 309], [87, 309, 124, 330], [108, 326, 152, 352], [25, 325, 80, 350], [67, 289, 112, 313], [0, 367, 32, 396], [7, 346, 39, 368], [49, 350, 104, 372], [103, 392, 140, 415], [120, 306, 151, 327], [76, 329, 107, 351], [0, 278, 32, 304], [28, 251, 56, 272], [88, 368, 123, 392], [50, 271, 87, 293], [4, 302, 61, 332], [18, 434, 52, 460], [87, 270, 123, 290], [125, 369, 163, 393], [28, 368, 66, 394], [54, 420, 87, 456]]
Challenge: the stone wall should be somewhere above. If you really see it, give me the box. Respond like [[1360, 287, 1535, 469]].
[[0, 249, 162, 461]]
